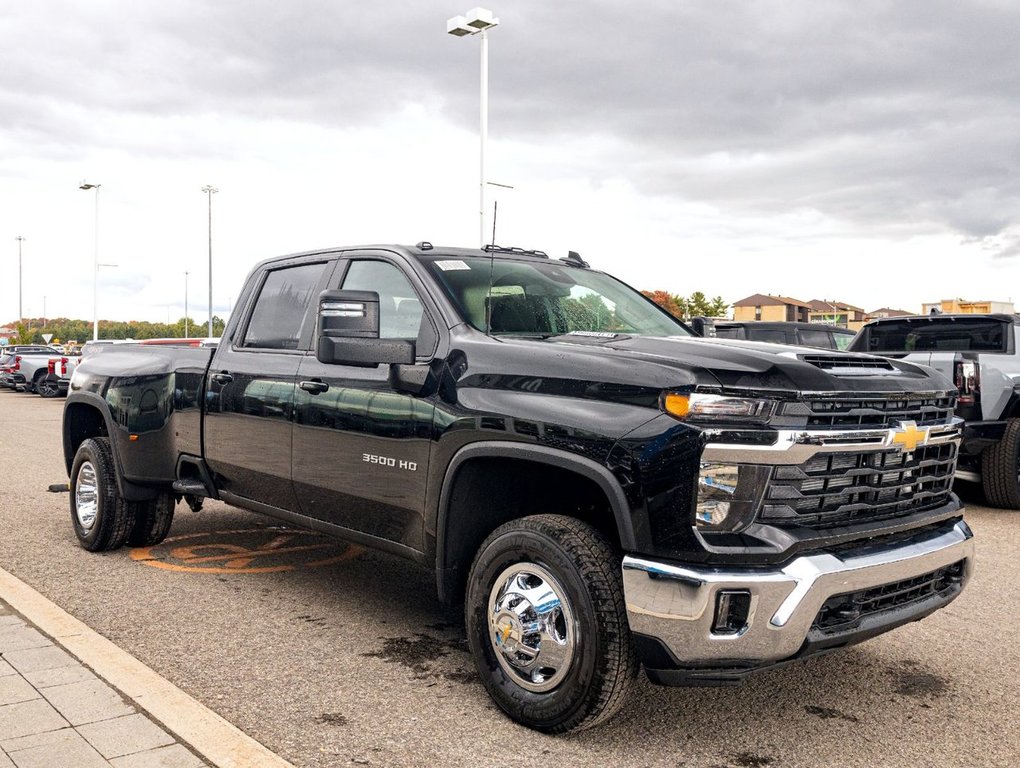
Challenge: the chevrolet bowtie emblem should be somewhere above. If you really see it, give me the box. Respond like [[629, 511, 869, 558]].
[[890, 421, 930, 453]]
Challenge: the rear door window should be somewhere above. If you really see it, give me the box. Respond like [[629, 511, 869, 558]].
[[242, 262, 330, 350]]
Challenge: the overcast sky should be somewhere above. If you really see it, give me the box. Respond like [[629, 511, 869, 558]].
[[2, 0, 1020, 327]]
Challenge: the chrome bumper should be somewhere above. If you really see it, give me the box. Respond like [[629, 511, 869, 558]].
[[623, 519, 973, 669]]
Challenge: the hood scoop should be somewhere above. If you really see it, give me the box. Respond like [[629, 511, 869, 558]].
[[799, 354, 896, 375]]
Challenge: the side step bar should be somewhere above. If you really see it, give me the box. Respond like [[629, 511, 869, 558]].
[[172, 478, 212, 497]]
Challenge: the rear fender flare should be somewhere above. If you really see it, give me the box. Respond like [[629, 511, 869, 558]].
[[63, 391, 156, 501]]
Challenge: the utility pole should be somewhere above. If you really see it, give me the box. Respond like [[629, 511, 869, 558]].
[[201, 185, 218, 337], [14, 236, 25, 322]]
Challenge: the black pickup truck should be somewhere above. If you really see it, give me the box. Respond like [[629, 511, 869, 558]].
[[63, 243, 974, 733]]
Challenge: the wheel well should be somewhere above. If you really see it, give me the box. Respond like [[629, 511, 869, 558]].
[[64, 403, 108, 470], [438, 457, 620, 605], [1005, 398, 1020, 420]]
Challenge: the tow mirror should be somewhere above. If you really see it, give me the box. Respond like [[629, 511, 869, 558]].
[[316, 290, 416, 367]]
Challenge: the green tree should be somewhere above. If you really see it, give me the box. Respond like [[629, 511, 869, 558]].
[[13, 322, 37, 344], [708, 296, 730, 318], [688, 292, 712, 317]]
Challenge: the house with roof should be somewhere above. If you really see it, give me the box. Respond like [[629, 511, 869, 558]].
[[732, 294, 811, 323], [806, 299, 867, 330], [865, 307, 913, 320]]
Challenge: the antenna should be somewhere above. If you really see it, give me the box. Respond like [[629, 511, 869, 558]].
[[491, 200, 498, 246]]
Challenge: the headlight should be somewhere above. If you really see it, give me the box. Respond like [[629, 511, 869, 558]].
[[663, 393, 775, 425], [695, 462, 771, 532]]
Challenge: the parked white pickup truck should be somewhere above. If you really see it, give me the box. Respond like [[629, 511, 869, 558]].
[[38, 355, 82, 398], [0, 347, 62, 392]]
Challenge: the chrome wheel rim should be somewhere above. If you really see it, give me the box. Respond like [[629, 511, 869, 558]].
[[487, 562, 576, 693], [75, 461, 99, 530]]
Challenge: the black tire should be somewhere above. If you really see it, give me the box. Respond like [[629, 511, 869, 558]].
[[981, 417, 1020, 509], [69, 437, 133, 551], [38, 375, 60, 398], [465, 515, 637, 734], [126, 492, 176, 547], [26, 372, 45, 394]]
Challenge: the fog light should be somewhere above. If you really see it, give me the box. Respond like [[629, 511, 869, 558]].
[[696, 463, 771, 532], [713, 590, 752, 635]]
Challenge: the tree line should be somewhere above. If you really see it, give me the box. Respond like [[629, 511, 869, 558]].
[[641, 291, 730, 319], [4, 317, 227, 345]]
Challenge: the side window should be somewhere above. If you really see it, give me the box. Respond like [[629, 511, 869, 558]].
[[341, 260, 436, 352], [748, 329, 789, 344], [242, 262, 329, 350], [797, 329, 835, 349]]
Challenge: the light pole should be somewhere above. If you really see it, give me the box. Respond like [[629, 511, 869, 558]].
[[14, 236, 24, 322], [447, 8, 500, 248], [201, 185, 218, 337], [184, 271, 189, 337], [79, 182, 101, 340]]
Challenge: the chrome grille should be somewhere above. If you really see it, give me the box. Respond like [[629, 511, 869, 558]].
[[761, 443, 957, 529], [776, 392, 956, 429]]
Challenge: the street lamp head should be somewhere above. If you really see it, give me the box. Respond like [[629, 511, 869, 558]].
[[201, 185, 218, 194], [465, 7, 499, 30], [447, 8, 498, 36], [79, 181, 100, 190], [446, 16, 473, 36]]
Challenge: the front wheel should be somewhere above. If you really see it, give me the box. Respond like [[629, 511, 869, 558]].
[[70, 437, 133, 551], [465, 515, 637, 733]]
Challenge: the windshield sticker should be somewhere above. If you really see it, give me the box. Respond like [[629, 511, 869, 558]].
[[568, 331, 618, 338], [434, 259, 472, 271]]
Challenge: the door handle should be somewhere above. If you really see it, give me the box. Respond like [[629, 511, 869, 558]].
[[299, 379, 329, 394], [211, 372, 233, 385]]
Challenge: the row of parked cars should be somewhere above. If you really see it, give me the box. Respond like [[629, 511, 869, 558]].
[[0, 344, 81, 397], [0, 338, 216, 398]]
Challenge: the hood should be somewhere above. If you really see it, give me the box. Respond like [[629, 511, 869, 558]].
[[455, 329, 953, 398]]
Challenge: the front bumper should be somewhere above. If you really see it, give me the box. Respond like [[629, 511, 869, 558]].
[[623, 518, 973, 685]]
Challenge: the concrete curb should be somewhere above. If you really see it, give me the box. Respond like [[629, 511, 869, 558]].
[[0, 564, 294, 768]]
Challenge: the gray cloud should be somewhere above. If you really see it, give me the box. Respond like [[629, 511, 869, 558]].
[[3, 0, 1020, 236]]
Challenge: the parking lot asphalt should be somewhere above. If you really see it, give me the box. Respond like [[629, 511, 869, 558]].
[[0, 389, 1018, 768]]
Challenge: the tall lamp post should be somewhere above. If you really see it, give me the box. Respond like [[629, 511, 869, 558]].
[[184, 271, 189, 337], [201, 185, 218, 337], [79, 182, 101, 340], [15, 236, 25, 322], [447, 8, 500, 248]]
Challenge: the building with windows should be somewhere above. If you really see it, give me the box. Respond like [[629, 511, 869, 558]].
[[732, 294, 811, 323], [865, 308, 913, 320], [806, 300, 867, 330]]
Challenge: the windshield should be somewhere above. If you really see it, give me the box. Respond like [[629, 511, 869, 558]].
[[424, 256, 690, 338]]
